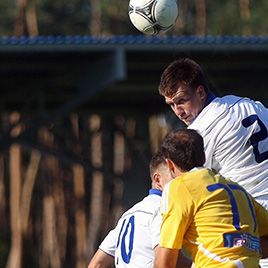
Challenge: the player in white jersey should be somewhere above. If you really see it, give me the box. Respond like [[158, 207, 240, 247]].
[[158, 57, 268, 267], [87, 152, 192, 268], [155, 128, 268, 268], [100, 189, 162, 268]]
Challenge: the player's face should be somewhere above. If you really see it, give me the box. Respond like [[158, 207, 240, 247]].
[[164, 85, 207, 126]]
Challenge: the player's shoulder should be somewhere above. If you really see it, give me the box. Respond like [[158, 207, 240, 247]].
[[216, 94, 266, 109], [190, 95, 247, 130], [138, 194, 161, 213], [121, 194, 161, 218], [175, 168, 222, 195], [212, 95, 243, 108], [180, 168, 213, 187]]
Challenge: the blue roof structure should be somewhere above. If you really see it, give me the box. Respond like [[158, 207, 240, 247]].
[[1, 34, 268, 46], [1, 34, 268, 115]]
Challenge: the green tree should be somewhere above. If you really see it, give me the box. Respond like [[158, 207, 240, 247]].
[[0, 0, 17, 35], [35, 0, 89, 35], [1, 1, 268, 38]]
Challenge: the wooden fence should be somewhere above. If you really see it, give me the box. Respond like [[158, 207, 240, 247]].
[[0, 111, 171, 268]]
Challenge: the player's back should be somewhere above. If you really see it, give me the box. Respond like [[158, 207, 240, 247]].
[[189, 95, 268, 200], [161, 168, 267, 267], [114, 191, 161, 267]]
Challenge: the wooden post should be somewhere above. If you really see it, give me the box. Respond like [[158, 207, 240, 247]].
[[0, 155, 6, 227], [6, 144, 22, 268], [42, 196, 61, 268], [87, 115, 104, 257], [25, 0, 38, 36], [73, 164, 87, 268], [21, 150, 41, 234], [195, 0, 206, 36], [87, 171, 104, 258]]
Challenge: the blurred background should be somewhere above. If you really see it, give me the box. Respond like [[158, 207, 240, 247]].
[[1, 1, 268, 268], [0, 0, 268, 36]]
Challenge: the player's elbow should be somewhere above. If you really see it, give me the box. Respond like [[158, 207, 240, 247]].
[[87, 249, 114, 268], [88, 259, 112, 268]]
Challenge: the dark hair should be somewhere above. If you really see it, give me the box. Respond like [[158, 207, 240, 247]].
[[160, 128, 205, 172], [149, 150, 166, 178], [158, 58, 209, 97]]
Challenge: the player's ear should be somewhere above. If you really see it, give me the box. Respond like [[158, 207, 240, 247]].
[[152, 173, 162, 189], [196, 85, 206, 101], [166, 158, 176, 178]]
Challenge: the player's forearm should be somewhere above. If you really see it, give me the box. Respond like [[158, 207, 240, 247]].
[[88, 259, 114, 268], [154, 247, 178, 268], [87, 249, 114, 268]]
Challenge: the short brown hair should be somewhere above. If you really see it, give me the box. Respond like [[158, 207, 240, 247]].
[[160, 128, 205, 172], [149, 150, 166, 178], [158, 58, 209, 97]]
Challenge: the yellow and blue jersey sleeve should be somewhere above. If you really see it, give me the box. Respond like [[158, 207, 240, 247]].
[[160, 180, 193, 249], [159, 168, 263, 267]]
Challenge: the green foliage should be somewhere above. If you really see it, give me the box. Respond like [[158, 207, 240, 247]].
[[0, 0, 16, 35], [250, 0, 268, 35], [36, 0, 90, 35], [206, 0, 241, 35], [101, 0, 135, 35], [0, 0, 268, 36]]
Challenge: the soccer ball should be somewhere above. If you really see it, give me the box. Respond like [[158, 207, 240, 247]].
[[128, 0, 178, 35]]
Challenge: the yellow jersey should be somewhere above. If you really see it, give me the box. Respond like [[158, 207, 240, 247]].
[[160, 168, 268, 268]]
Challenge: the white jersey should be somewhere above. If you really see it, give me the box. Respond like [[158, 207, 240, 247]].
[[99, 189, 162, 268], [189, 95, 268, 200]]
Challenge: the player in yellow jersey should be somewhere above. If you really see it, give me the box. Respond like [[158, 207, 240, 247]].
[[154, 128, 268, 268]]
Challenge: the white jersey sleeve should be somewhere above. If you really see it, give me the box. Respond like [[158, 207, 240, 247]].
[[99, 227, 117, 257], [115, 193, 161, 268], [189, 95, 268, 199], [99, 192, 162, 268]]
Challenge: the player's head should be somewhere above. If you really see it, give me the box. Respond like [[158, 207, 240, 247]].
[[160, 128, 205, 176], [149, 150, 172, 189], [158, 58, 209, 126]]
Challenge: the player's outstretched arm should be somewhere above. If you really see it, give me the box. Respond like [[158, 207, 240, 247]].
[[87, 249, 114, 268], [260, 235, 268, 258]]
